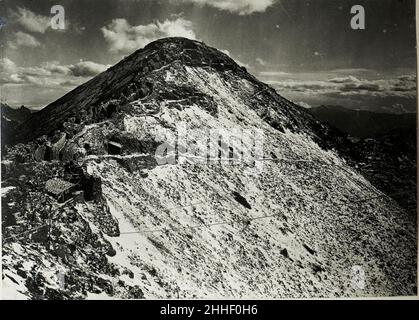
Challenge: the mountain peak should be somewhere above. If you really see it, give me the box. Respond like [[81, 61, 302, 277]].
[[8, 37, 256, 144], [2, 38, 416, 299], [142, 36, 206, 51], [112, 36, 242, 74]]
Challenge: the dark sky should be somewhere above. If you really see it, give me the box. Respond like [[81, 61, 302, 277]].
[[0, 0, 417, 112]]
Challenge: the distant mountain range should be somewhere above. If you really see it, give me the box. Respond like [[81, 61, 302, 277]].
[[308, 105, 416, 138], [1, 103, 33, 124], [1, 103, 33, 150]]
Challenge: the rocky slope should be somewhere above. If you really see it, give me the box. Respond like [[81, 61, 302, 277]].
[[1, 37, 417, 299]]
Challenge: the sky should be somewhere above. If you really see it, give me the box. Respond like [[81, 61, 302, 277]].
[[0, 0, 417, 112]]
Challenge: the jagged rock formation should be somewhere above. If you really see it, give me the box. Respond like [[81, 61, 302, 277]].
[[1, 38, 416, 299]]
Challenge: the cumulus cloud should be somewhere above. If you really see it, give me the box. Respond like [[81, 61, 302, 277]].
[[296, 101, 311, 109], [263, 72, 416, 112], [0, 58, 110, 87], [0, 58, 112, 108], [42, 62, 72, 75], [43, 61, 111, 78], [265, 79, 336, 92], [0, 57, 17, 72], [265, 74, 416, 99], [101, 18, 196, 54], [59, 79, 84, 87], [397, 75, 416, 81], [259, 71, 290, 76], [220, 49, 249, 68], [220, 49, 230, 56], [8, 31, 41, 49], [256, 57, 267, 66], [329, 68, 371, 74], [173, 0, 277, 15], [341, 83, 380, 92], [329, 75, 361, 83], [0, 58, 23, 84], [9, 7, 50, 33], [68, 61, 111, 77]]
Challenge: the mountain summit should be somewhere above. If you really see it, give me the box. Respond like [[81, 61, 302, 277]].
[[2, 38, 416, 299], [9, 37, 336, 146]]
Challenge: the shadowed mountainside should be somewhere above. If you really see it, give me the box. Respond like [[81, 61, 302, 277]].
[[308, 105, 416, 138]]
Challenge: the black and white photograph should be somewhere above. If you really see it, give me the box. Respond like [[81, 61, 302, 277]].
[[0, 0, 417, 302]]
